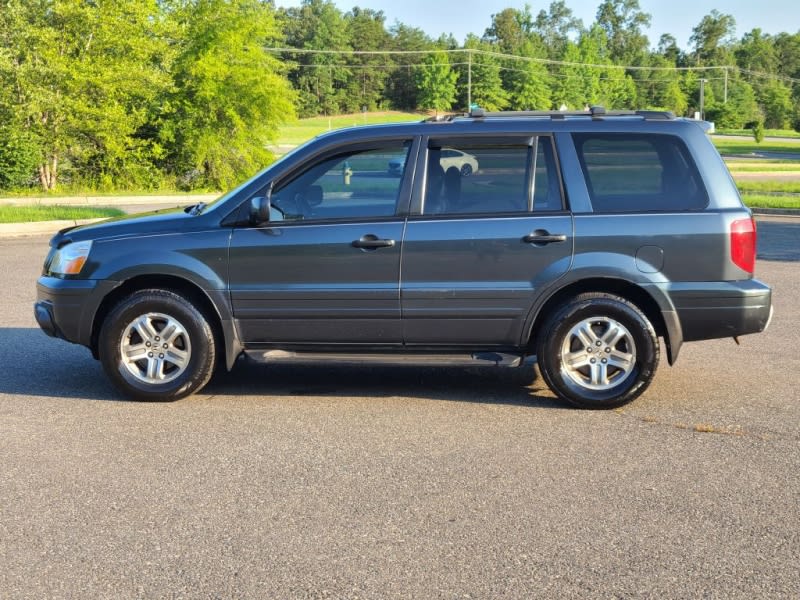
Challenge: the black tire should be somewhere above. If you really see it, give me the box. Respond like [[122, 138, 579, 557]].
[[536, 293, 659, 409], [460, 163, 473, 177], [99, 289, 216, 401]]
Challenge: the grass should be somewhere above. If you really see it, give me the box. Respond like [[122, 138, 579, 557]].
[[741, 194, 800, 209], [727, 161, 800, 173], [711, 137, 800, 156], [735, 180, 800, 193], [275, 111, 423, 145], [715, 128, 800, 139], [0, 205, 124, 223]]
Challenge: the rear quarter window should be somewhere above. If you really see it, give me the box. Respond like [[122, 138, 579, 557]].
[[573, 133, 708, 213]]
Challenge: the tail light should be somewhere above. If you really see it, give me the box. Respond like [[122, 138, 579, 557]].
[[730, 218, 756, 274]]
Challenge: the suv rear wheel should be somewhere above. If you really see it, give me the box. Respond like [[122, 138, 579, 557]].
[[536, 293, 659, 409], [99, 289, 216, 401]]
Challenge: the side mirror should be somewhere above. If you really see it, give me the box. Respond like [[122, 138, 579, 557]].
[[249, 183, 273, 225]]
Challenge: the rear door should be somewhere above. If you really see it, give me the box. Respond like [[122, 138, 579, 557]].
[[228, 138, 416, 345], [401, 136, 573, 346]]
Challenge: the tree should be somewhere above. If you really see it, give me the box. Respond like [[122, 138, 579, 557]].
[[595, 0, 651, 65], [736, 29, 778, 74], [343, 8, 393, 113], [160, 0, 296, 189], [385, 23, 433, 110], [483, 7, 533, 55], [280, 0, 352, 116], [757, 78, 793, 129], [414, 51, 457, 116], [0, 0, 170, 191], [690, 10, 736, 66], [533, 1, 583, 60], [657, 34, 683, 66], [458, 36, 509, 111]]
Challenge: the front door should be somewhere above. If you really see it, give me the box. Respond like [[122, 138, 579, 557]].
[[229, 140, 414, 346]]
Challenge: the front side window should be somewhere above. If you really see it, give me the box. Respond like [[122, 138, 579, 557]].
[[573, 133, 708, 213], [271, 142, 411, 222]]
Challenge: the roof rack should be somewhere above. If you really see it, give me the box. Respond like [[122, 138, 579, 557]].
[[466, 106, 675, 121]]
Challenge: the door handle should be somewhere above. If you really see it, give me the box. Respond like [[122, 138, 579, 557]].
[[523, 231, 567, 245], [352, 235, 396, 249]]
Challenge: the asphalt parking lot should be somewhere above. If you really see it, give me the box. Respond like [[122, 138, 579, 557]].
[[0, 218, 798, 598]]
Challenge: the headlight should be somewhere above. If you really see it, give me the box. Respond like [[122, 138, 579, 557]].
[[49, 240, 93, 276]]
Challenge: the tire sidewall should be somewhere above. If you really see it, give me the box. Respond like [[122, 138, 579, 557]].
[[99, 291, 215, 401], [539, 297, 658, 409]]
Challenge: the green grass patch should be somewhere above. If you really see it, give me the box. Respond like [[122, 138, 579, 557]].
[[0, 205, 124, 223], [716, 128, 800, 139], [727, 162, 800, 173], [742, 194, 800, 209], [276, 111, 423, 146], [712, 137, 800, 155], [736, 180, 800, 194]]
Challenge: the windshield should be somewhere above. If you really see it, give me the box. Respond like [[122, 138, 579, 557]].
[[193, 142, 311, 214]]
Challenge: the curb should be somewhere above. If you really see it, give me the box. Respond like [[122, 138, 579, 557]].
[[752, 208, 800, 217], [0, 193, 218, 207], [0, 218, 109, 238]]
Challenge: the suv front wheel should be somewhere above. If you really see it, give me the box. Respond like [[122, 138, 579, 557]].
[[536, 293, 659, 409], [99, 289, 216, 401]]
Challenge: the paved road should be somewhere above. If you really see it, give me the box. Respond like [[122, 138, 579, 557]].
[[1, 219, 798, 598]]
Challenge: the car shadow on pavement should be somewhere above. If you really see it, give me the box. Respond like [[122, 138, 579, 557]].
[[0, 328, 563, 408], [0, 328, 123, 401], [204, 359, 565, 409], [757, 220, 800, 262]]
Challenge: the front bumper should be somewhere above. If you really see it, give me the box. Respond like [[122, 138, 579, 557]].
[[35, 276, 114, 347]]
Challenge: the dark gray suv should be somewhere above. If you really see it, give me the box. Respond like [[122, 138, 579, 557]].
[[34, 108, 773, 408]]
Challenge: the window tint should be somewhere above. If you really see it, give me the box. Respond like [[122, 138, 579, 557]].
[[424, 144, 530, 215], [573, 133, 707, 213], [272, 143, 410, 221]]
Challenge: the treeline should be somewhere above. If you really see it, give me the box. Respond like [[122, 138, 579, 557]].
[[1, 0, 799, 193], [281, 1, 800, 129]]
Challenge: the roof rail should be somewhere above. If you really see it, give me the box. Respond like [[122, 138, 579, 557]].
[[466, 106, 675, 121]]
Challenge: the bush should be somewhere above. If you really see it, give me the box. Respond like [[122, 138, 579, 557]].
[[0, 128, 40, 190], [752, 120, 765, 144]]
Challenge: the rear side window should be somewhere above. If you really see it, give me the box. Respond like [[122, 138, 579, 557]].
[[424, 144, 529, 215], [422, 137, 562, 216], [573, 133, 708, 213]]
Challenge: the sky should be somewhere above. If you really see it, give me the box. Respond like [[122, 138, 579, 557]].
[[274, 0, 799, 51]]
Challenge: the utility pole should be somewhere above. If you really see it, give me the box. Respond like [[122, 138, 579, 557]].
[[724, 67, 728, 104], [467, 49, 472, 110], [699, 78, 707, 121]]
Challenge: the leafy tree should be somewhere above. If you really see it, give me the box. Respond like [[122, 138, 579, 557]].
[[414, 51, 457, 116], [458, 36, 509, 111], [281, 0, 352, 116], [757, 78, 793, 128], [159, 0, 296, 189], [343, 8, 392, 113], [0, 0, 169, 191], [657, 34, 683, 66], [596, 0, 651, 65], [736, 29, 778, 74], [483, 7, 533, 55], [690, 10, 737, 66], [385, 23, 433, 110], [507, 42, 552, 110], [533, 1, 583, 60]]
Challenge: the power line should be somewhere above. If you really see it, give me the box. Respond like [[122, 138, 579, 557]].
[[266, 46, 800, 85]]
